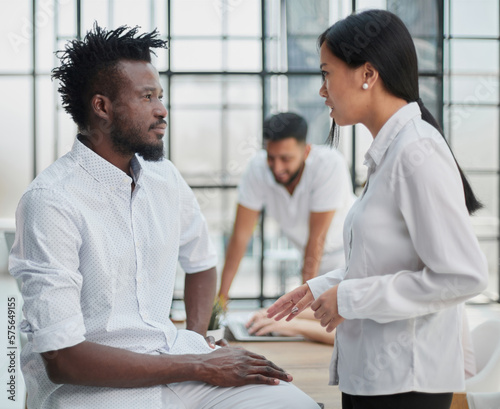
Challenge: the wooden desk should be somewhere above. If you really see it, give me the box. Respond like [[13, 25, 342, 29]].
[[231, 340, 342, 409]]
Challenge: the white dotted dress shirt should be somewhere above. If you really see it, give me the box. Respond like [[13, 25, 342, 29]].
[[9, 138, 218, 408], [307, 103, 488, 396]]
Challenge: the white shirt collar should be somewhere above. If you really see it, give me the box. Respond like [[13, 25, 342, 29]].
[[364, 102, 421, 169], [71, 137, 143, 187]]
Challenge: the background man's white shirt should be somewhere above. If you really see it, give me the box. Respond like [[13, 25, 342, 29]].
[[238, 145, 355, 273]]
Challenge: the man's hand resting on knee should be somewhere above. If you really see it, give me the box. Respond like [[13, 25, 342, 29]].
[[196, 346, 292, 387]]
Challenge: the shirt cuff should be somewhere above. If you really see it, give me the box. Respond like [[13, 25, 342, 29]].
[[307, 268, 344, 299], [336, 278, 363, 320], [28, 314, 86, 353], [183, 255, 218, 274], [237, 196, 263, 212]]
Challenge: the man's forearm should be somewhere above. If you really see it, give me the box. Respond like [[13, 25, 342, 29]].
[[42, 341, 204, 387], [42, 339, 293, 388], [302, 211, 336, 282], [218, 235, 249, 300], [302, 240, 324, 282], [218, 205, 260, 300], [184, 267, 217, 334]]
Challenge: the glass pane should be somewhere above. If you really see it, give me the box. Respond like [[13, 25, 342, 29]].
[[150, 44, 169, 74], [220, 203, 262, 299], [263, 217, 301, 298], [388, 0, 440, 71], [153, 0, 168, 33], [111, 0, 151, 29], [171, 40, 222, 71], [288, 76, 330, 145], [450, 75, 499, 105], [82, 0, 109, 33], [171, 0, 222, 36], [419, 76, 441, 124], [225, 252, 262, 298], [57, 109, 77, 158], [286, 0, 329, 35], [356, 0, 387, 10], [57, 0, 76, 38], [469, 174, 499, 299], [265, 75, 289, 114], [171, 75, 261, 108], [263, 248, 301, 297], [447, 106, 499, 170], [265, 37, 286, 71], [152, 0, 168, 71], [451, 0, 499, 37], [354, 124, 373, 190], [0, 1, 31, 73], [451, 40, 499, 75], [36, 76, 56, 173], [265, 0, 282, 39], [414, 37, 439, 72], [477, 240, 499, 299], [287, 37, 321, 71], [36, 0, 57, 73], [170, 108, 222, 182], [159, 74, 170, 158], [0, 77, 33, 218], [468, 174, 499, 220], [226, 40, 262, 71], [225, 109, 262, 184], [193, 188, 238, 233], [171, 75, 223, 107], [226, 0, 261, 37], [226, 76, 261, 107]]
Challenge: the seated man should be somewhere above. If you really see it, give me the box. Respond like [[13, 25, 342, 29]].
[[9, 24, 319, 409]]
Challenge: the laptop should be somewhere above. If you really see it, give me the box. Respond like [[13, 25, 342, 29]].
[[224, 312, 305, 342]]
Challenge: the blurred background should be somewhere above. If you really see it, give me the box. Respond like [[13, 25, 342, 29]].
[[0, 0, 499, 308]]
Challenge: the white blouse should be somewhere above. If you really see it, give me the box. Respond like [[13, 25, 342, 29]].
[[308, 102, 488, 396]]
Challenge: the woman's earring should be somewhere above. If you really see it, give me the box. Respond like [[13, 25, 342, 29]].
[[362, 83, 369, 90]]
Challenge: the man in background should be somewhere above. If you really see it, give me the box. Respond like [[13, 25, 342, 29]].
[[218, 112, 355, 303]]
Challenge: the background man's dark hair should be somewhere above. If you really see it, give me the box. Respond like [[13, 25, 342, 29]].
[[51, 23, 168, 131], [263, 112, 308, 143]]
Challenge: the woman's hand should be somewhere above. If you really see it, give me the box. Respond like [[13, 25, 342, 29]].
[[266, 284, 314, 322], [311, 285, 345, 332]]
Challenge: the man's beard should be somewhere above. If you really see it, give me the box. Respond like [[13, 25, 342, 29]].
[[110, 118, 165, 162], [274, 161, 305, 187]]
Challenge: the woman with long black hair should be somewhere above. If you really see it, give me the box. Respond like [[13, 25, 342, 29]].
[[268, 10, 488, 409]]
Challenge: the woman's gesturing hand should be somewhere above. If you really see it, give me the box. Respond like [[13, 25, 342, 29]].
[[266, 284, 314, 322], [311, 284, 344, 332]]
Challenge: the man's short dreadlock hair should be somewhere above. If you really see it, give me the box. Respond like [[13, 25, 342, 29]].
[[51, 23, 168, 131]]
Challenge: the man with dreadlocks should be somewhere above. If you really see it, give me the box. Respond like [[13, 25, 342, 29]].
[[9, 24, 320, 408]]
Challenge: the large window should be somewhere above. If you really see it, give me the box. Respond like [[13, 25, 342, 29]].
[[1, 0, 498, 304]]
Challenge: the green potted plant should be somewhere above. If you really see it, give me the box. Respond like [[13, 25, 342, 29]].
[[206, 295, 227, 340]]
